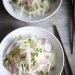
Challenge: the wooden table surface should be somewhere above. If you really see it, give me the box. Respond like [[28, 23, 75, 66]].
[[0, 0, 75, 75]]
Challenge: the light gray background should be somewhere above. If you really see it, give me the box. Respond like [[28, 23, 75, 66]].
[[0, 0, 75, 74]]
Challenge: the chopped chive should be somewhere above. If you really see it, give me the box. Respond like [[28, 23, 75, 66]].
[[40, 3, 44, 8], [39, 48, 43, 52], [31, 53, 35, 57], [39, 71, 44, 75], [35, 52, 38, 57]]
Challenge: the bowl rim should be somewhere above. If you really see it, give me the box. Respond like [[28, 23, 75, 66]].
[[2, 0, 62, 23], [0, 26, 64, 75]]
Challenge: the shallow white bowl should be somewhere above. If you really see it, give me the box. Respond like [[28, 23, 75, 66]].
[[0, 26, 64, 75], [3, 0, 62, 22]]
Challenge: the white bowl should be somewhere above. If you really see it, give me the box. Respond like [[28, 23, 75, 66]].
[[3, 0, 62, 22], [0, 26, 64, 75]]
